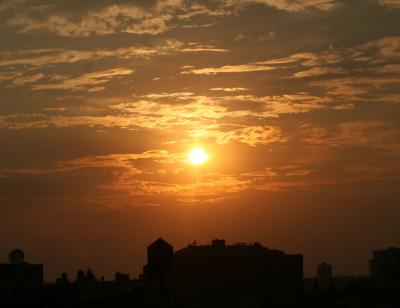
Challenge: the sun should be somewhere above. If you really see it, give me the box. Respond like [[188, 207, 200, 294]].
[[188, 147, 208, 165]]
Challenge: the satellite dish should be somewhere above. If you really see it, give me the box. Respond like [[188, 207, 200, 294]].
[[9, 249, 25, 264]]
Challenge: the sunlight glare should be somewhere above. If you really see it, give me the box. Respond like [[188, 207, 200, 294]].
[[188, 148, 208, 165]]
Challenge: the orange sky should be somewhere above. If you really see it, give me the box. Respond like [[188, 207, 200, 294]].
[[0, 0, 399, 280]]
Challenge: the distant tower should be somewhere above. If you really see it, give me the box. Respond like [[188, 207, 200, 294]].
[[146, 237, 174, 278], [143, 238, 175, 306], [317, 262, 333, 293]]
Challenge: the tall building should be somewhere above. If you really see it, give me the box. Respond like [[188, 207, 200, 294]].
[[317, 262, 333, 292], [370, 247, 400, 288], [174, 239, 303, 307], [143, 238, 175, 307], [143, 237, 174, 285]]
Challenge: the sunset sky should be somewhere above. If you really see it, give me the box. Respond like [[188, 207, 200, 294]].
[[0, 0, 400, 280]]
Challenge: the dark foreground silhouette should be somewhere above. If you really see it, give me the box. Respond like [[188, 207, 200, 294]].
[[0, 241, 399, 307]]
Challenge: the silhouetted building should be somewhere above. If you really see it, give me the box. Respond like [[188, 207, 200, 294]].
[[75, 269, 96, 284], [0, 249, 43, 288], [369, 247, 400, 307], [370, 247, 400, 288], [143, 238, 175, 307], [0, 249, 44, 307], [174, 239, 303, 307], [56, 272, 70, 286], [317, 262, 333, 293], [143, 238, 174, 285], [115, 272, 130, 283]]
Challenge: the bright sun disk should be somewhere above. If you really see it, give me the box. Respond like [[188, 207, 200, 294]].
[[188, 148, 208, 165]]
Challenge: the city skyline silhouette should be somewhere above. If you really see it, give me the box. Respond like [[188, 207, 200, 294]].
[[1, 239, 399, 307]]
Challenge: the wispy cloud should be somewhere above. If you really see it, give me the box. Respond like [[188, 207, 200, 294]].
[[374, 0, 400, 8], [7, 4, 172, 37], [302, 120, 400, 151], [31, 68, 134, 92], [1, 0, 345, 38], [0, 92, 335, 131], [210, 87, 250, 92], [224, 0, 341, 12], [0, 40, 225, 69], [293, 66, 346, 78], [206, 125, 288, 146], [181, 64, 275, 74]]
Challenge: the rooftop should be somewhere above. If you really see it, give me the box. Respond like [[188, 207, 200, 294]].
[[175, 239, 286, 256]]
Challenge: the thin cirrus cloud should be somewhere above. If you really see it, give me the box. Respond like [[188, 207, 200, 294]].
[[210, 87, 250, 92], [293, 66, 346, 78], [180, 51, 341, 75], [31, 68, 134, 92], [181, 64, 276, 74], [225, 0, 341, 12]]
